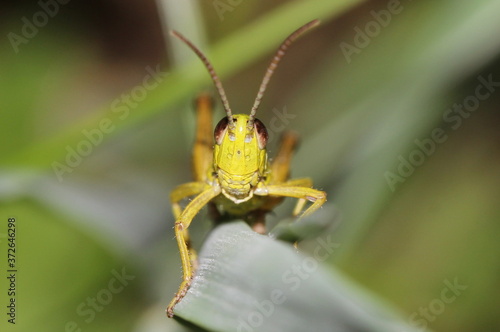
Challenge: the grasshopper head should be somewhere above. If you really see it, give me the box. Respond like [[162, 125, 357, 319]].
[[214, 114, 268, 174], [213, 114, 268, 201]]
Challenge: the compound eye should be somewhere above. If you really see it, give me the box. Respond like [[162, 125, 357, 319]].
[[253, 118, 268, 149], [214, 117, 229, 145]]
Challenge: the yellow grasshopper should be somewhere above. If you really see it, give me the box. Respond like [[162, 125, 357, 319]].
[[167, 19, 326, 318]]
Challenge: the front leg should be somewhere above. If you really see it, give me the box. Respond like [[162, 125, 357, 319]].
[[170, 182, 211, 219], [254, 180, 326, 218], [170, 181, 212, 273], [167, 184, 221, 318]]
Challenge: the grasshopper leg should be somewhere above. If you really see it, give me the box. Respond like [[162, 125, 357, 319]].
[[167, 93, 217, 318], [171, 182, 212, 219], [266, 132, 325, 217], [170, 181, 211, 271], [250, 132, 301, 228], [269, 131, 299, 183], [254, 181, 326, 218], [192, 93, 214, 182], [273, 178, 314, 217], [166, 185, 221, 318]]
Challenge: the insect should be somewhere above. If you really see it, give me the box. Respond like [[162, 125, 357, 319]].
[[166, 19, 326, 318]]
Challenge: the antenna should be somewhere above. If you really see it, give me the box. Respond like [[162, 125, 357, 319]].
[[247, 19, 321, 130], [170, 30, 235, 129]]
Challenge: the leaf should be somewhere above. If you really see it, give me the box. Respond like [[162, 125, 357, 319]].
[[174, 222, 420, 332]]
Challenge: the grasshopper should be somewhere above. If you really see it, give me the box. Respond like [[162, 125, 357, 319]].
[[167, 19, 326, 318]]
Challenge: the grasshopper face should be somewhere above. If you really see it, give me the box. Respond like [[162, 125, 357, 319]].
[[213, 114, 268, 202]]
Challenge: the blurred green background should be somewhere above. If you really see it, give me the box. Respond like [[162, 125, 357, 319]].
[[1, 0, 499, 331]]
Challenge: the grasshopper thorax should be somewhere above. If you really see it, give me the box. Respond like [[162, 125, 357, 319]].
[[213, 114, 268, 203]]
